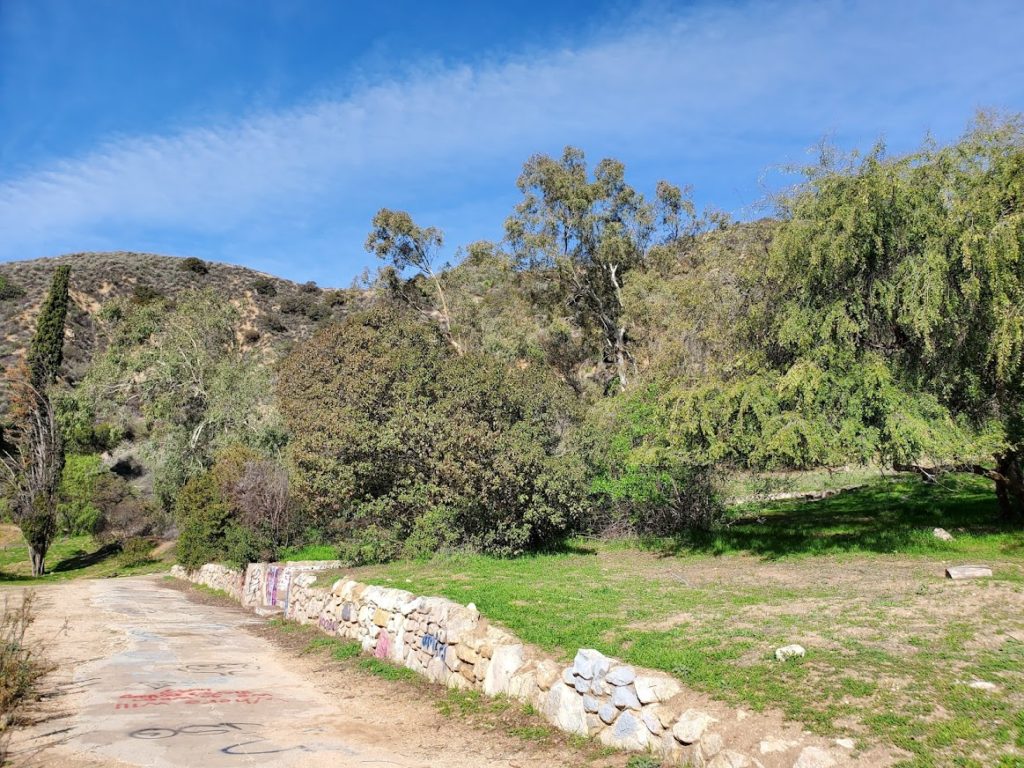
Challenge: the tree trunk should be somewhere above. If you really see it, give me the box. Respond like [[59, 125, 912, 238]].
[[614, 326, 629, 391], [28, 545, 46, 577], [994, 450, 1024, 522]]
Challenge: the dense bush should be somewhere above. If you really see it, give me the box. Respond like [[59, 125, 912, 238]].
[[0, 275, 25, 301], [174, 473, 232, 569], [279, 306, 587, 560], [252, 277, 277, 297], [584, 390, 725, 535], [174, 445, 295, 568], [179, 256, 209, 275]]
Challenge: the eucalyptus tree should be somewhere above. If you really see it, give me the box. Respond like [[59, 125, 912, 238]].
[[365, 208, 461, 352], [505, 147, 654, 390]]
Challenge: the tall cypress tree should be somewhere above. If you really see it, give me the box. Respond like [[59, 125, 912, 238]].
[[26, 264, 71, 392], [2, 266, 71, 576]]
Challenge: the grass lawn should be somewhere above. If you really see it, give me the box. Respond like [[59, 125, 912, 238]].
[[338, 475, 1024, 768], [0, 525, 170, 583]]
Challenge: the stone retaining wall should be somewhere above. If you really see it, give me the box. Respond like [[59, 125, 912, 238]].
[[173, 562, 871, 768]]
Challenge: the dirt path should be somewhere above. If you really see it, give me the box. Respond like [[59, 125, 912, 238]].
[[7, 576, 610, 768]]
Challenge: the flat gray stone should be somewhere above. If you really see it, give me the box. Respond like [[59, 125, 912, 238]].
[[603, 710, 650, 751], [582, 694, 600, 713], [606, 665, 636, 686], [598, 702, 619, 725], [946, 565, 992, 580], [672, 708, 715, 744], [612, 684, 641, 710]]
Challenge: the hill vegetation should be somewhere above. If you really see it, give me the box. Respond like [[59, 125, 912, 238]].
[[0, 111, 1022, 573]]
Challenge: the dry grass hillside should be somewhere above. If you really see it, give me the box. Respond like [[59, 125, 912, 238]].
[[0, 251, 364, 381]]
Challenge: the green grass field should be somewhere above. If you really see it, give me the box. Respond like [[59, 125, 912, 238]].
[[0, 527, 169, 583], [336, 475, 1024, 768]]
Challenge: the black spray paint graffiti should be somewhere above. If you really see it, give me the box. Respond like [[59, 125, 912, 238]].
[[129, 722, 315, 756], [130, 722, 261, 740], [176, 662, 257, 677]]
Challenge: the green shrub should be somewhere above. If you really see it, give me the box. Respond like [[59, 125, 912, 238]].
[[118, 536, 155, 567], [0, 275, 25, 301], [279, 306, 587, 559], [130, 284, 163, 304], [174, 473, 232, 569], [57, 454, 105, 535], [585, 390, 725, 535], [179, 257, 209, 275], [252, 277, 277, 297]]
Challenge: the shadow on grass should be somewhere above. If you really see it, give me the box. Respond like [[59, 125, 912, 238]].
[[655, 474, 1018, 559], [0, 541, 123, 581], [51, 543, 121, 572]]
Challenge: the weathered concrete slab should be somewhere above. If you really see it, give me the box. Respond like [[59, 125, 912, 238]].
[[945, 565, 993, 580]]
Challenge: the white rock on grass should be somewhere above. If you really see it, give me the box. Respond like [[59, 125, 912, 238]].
[[933, 527, 954, 541], [968, 679, 998, 691], [946, 565, 993, 580], [775, 644, 806, 661]]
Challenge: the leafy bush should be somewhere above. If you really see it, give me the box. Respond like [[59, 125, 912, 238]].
[[118, 536, 155, 567], [279, 306, 587, 559], [278, 292, 331, 321], [299, 280, 320, 293], [174, 473, 232, 569], [585, 390, 725, 535], [252, 277, 277, 297], [0, 275, 25, 301], [58, 454, 105, 535], [130, 283, 163, 304], [179, 257, 209, 275]]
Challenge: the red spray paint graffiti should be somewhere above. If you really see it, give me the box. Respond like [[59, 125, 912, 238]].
[[115, 688, 272, 710]]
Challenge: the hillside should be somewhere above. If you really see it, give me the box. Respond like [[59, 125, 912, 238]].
[[0, 251, 362, 381]]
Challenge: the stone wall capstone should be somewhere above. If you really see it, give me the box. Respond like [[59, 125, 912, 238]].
[[172, 562, 868, 768]]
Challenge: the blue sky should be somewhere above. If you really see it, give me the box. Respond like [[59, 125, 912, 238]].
[[1, 0, 1022, 287]]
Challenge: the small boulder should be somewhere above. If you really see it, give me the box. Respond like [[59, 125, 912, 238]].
[[598, 702, 619, 725], [672, 709, 716, 744], [933, 527, 954, 541], [606, 664, 636, 686], [775, 644, 806, 661], [946, 565, 993, 580], [793, 746, 838, 768], [612, 684, 642, 711]]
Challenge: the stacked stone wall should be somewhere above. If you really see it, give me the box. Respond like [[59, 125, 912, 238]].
[[174, 562, 867, 768]]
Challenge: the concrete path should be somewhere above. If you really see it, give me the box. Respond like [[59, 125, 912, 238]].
[[7, 576, 581, 768]]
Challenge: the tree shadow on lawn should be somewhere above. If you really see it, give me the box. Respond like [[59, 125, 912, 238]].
[[0, 542, 122, 581], [663, 475, 1020, 560]]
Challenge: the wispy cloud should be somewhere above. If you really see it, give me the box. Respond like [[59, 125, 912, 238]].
[[2, 0, 1022, 281]]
